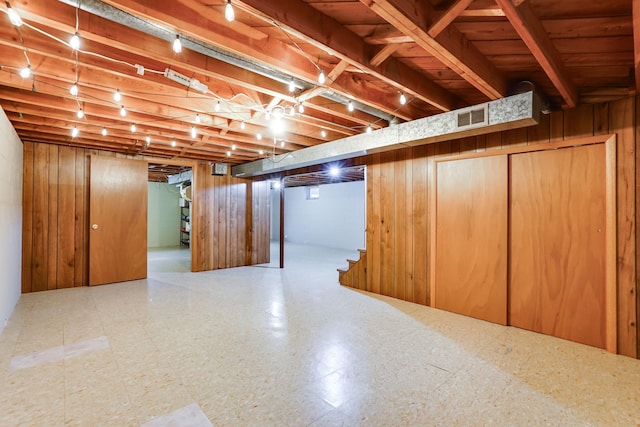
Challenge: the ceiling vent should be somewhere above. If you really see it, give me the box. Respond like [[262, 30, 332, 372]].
[[456, 104, 488, 129]]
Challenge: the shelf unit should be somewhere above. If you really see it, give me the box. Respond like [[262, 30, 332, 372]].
[[180, 199, 190, 247]]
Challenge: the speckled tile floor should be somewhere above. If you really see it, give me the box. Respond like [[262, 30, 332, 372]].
[[1, 243, 639, 426]]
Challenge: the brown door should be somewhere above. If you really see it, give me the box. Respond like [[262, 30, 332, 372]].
[[89, 156, 148, 286], [434, 155, 508, 325], [509, 144, 607, 349]]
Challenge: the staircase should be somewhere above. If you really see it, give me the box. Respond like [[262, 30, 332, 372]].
[[337, 249, 367, 290]]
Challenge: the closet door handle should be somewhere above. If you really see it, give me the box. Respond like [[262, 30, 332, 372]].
[[92, 224, 99, 230]]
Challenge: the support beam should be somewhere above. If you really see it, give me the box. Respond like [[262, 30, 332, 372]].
[[633, 0, 640, 92], [495, 0, 577, 107], [370, 44, 402, 67], [361, 0, 507, 99], [428, 0, 475, 38]]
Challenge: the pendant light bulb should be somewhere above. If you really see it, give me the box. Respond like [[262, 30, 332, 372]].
[[130, 124, 136, 133], [321, 130, 327, 138], [70, 83, 79, 96], [7, 7, 22, 27], [191, 126, 197, 138], [76, 108, 84, 119], [366, 124, 372, 134], [120, 106, 126, 117], [215, 101, 221, 112], [240, 121, 246, 130], [258, 150, 264, 155], [70, 32, 80, 51], [265, 111, 271, 121], [101, 127, 107, 136], [113, 89, 122, 102], [318, 70, 326, 85], [226, 150, 231, 157], [173, 35, 182, 53], [71, 126, 79, 138], [280, 141, 285, 147], [171, 140, 177, 147], [297, 103, 304, 114], [225, 0, 235, 22], [399, 92, 407, 105], [256, 132, 262, 140], [19, 65, 31, 79], [195, 113, 201, 123], [347, 100, 354, 112], [231, 144, 236, 150], [288, 79, 295, 93]]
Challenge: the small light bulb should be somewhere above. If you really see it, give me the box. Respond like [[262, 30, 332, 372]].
[[231, 144, 236, 150], [288, 79, 295, 93], [226, 150, 231, 157], [101, 127, 107, 136], [399, 92, 407, 105], [265, 111, 270, 121], [366, 125, 372, 134], [288, 106, 295, 116], [215, 101, 221, 112], [70, 83, 78, 96], [77, 108, 84, 119], [191, 126, 197, 138], [70, 33, 80, 50], [347, 100, 354, 112], [130, 124, 136, 132], [280, 141, 285, 147], [120, 106, 126, 117], [171, 140, 176, 147], [146, 135, 151, 144], [173, 35, 182, 53], [321, 130, 327, 138], [318, 70, 326, 85], [195, 113, 201, 123], [7, 7, 23, 27], [256, 132, 262, 140], [113, 89, 121, 102], [258, 150, 264, 155], [240, 121, 246, 130], [297, 103, 304, 114], [225, 0, 235, 22], [330, 167, 339, 177], [19, 65, 31, 79], [71, 126, 79, 138]]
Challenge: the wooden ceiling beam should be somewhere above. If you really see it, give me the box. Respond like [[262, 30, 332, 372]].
[[495, 0, 577, 107], [633, 0, 640, 93], [370, 44, 402, 67], [361, 0, 507, 99], [236, 0, 457, 112], [428, 0, 475, 38]]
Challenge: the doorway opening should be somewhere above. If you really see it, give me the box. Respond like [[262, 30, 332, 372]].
[[147, 162, 192, 273]]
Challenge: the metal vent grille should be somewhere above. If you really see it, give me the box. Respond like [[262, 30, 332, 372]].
[[457, 105, 487, 129]]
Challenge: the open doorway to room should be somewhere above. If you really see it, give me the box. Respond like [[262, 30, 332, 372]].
[[270, 163, 366, 269], [147, 162, 193, 273]]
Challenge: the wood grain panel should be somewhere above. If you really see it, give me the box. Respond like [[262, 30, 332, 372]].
[[509, 144, 607, 348], [32, 142, 49, 292], [380, 151, 394, 297], [21, 141, 34, 293], [47, 145, 58, 290], [57, 146, 76, 288], [563, 104, 594, 138], [394, 149, 407, 300], [367, 153, 382, 294], [434, 155, 508, 325], [74, 150, 87, 287], [413, 145, 429, 305]]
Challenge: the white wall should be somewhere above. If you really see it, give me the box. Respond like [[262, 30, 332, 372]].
[[0, 108, 23, 334], [284, 181, 365, 250], [271, 186, 280, 240], [147, 182, 181, 248]]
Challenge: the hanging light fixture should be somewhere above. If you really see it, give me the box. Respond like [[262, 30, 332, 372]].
[[347, 100, 354, 112], [366, 124, 372, 134], [318, 70, 326, 85], [321, 130, 327, 138], [173, 35, 182, 53], [113, 89, 122, 102], [215, 101, 221, 112], [101, 127, 107, 136], [76, 108, 84, 119], [399, 92, 407, 105], [145, 135, 151, 144], [240, 121, 246, 130], [191, 126, 197, 138], [231, 144, 237, 150], [19, 65, 31, 79], [195, 113, 201, 123], [288, 79, 295, 93], [226, 150, 231, 157], [7, 5, 23, 27], [70, 32, 80, 50], [258, 150, 264, 155], [171, 140, 176, 147], [225, 0, 235, 22], [256, 132, 262, 140], [297, 103, 304, 114], [69, 83, 79, 96], [130, 124, 136, 132], [119, 105, 126, 117], [71, 126, 79, 138]]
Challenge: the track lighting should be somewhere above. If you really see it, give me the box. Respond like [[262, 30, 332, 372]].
[[288, 79, 295, 93], [318, 70, 326, 85], [171, 140, 176, 147], [113, 89, 121, 102], [256, 132, 262, 140], [347, 100, 354, 112], [120, 106, 126, 117], [101, 127, 107, 136], [130, 124, 136, 132], [77, 108, 84, 119], [173, 35, 182, 53], [366, 124, 372, 134], [191, 126, 197, 138], [225, 0, 235, 22], [70, 32, 80, 50], [19, 65, 31, 79], [399, 92, 407, 105], [69, 83, 78, 96], [71, 126, 79, 138], [7, 5, 22, 27]]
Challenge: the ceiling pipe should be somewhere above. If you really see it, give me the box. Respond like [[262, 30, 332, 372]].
[[57, 0, 394, 123]]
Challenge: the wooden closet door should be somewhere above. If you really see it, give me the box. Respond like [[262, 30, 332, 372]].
[[509, 144, 607, 349], [434, 155, 508, 325]]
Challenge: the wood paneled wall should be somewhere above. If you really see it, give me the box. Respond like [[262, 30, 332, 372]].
[[22, 143, 270, 292], [366, 97, 639, 358], [191, 163, 270, 271]]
